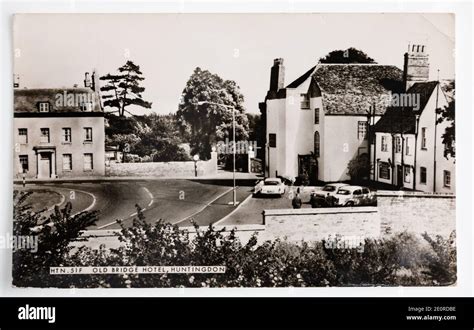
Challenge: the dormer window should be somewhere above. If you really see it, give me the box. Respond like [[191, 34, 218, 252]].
[[38, 102, 50, 112], [80, 102, 93, 112], [300, 94, 310, 109]]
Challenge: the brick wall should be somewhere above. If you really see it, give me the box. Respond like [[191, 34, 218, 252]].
[[106, 152, 217, 177], [377, 191, 456, 237], [263, 191, 455, 242], [263, 207, 380, 242]]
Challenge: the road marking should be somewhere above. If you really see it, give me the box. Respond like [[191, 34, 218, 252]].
[[70, 188, 97, 217], [143, 187, 154, 207], [47, 192, 66, 212], [173, 187, 234, 225], [213, 191, 253, 226]]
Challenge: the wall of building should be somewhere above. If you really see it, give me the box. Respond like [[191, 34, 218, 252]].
[[106, 152, 218, 177], [266, 98, 285, 177], [415, 86, 454, 193], [322, 115, 378, 182], [374, 132, 416, 189], [283, 88, 314, 178], [14, 116, 105, 178]]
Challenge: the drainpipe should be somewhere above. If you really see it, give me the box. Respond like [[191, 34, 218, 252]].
[[413, 114, 420, 191], [433, 81, 440, 192]]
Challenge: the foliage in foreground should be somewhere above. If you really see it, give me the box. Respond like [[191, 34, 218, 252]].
[[13, 191, 456, 288]]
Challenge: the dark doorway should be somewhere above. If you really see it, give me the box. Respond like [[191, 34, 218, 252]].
[[397, 165, 403, 187], [298, 154, 318, 185]]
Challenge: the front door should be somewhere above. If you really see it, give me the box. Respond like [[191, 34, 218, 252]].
[[396, 165, 403, 187], [38, 153, 51, 178]]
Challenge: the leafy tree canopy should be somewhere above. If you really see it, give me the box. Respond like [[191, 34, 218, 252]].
[[100, 61, 152, 117], [320, 48, 376, 64], [176, 67, 249, 160]]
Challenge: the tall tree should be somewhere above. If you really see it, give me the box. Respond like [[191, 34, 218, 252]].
[[100, 61, 152, 116], [320, 48, 376, 64], [437, 81, 455, 159], [176, 67, 249, 160]]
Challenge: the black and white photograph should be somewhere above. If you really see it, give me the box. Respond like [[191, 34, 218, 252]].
[[11, 13, 457, 288]]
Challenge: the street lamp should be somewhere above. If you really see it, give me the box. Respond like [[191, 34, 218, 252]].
[[193, 154, 199, 177], [196, 101, 238, 206]]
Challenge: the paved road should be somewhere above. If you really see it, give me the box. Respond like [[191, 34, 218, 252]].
[[15, 180, 253, 230], [219, 187, 315, 226]]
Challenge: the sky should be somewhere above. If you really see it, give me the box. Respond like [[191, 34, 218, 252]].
[[14, 13, 454, 115]]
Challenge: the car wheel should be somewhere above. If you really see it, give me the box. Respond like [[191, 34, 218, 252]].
[[346, 201, 354, 207]]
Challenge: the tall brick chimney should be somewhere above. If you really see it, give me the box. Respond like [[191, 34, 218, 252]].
[[403, 44, 429, 91], [270, 58, 285, 92]]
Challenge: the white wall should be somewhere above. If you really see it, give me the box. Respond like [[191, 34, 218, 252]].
[[323, 115, 375, 182], [416, 85, 455, 193]]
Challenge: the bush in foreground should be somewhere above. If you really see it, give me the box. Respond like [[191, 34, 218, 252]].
[[13, 191, 456, 288]]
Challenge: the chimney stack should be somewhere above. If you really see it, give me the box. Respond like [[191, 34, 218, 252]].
[[84, 72, 92, 88], [270, 58, 285, 92], [403, 44, 429, 91]]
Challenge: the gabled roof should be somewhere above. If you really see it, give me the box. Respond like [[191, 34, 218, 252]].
[[286, 66, 316, 88], [373, 81, 440, 134], [311, 64, 404, 115], [14, 88, 102, 113]]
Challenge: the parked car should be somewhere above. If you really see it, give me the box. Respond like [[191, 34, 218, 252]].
[[254, 178, 286, 197], [334, 185, 376, 206], [311, 183, 349, 199]]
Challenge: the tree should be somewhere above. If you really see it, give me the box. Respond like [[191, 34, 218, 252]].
[[100, 61, 152, 117], [437, 81, 455, 159], [133, 113, 190, 162], [319, 48, 376, 64], [347, 153, 370, 182], [176, 67, 249, 160]]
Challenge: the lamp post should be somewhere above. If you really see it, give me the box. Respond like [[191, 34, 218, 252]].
[[196, 101, 238, 206], [193, 154, 199, 177]]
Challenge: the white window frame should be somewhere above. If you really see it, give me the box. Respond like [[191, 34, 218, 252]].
[[84, 127, 93, 143], [62, 128, 72, 143], [444, 170, 451, 187], [300, 94, 310, 109], [62, 154, 72, 171], [38, 102, 50, 112], [381, 136, 388, 152], [84, 153, 93, 171], [40, 128, 50, 143], [18, 128, 28, 144], [421, 127, 427, 150]]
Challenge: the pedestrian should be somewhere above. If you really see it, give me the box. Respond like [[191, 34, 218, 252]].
[[292, 192, 302, 209], [325, 193, 336, 207]]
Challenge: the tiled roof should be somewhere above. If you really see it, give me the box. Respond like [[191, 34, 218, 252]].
[[14, 88, 102, 113], [312, 64, 404, 115], [373, 81, 440, 134]]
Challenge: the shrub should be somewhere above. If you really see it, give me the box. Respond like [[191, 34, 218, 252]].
[[12, 193, 457, 288]]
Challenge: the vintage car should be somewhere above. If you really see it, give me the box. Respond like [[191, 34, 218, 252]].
[[334, 185, 377, 207], [310, 183, 349, 199], [254, 178, 286, 197]]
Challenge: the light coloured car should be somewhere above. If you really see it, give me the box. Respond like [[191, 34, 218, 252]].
[[311, 183, 349, 199], [254, 178, 286, 197], [334, 185, 376, 207]]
